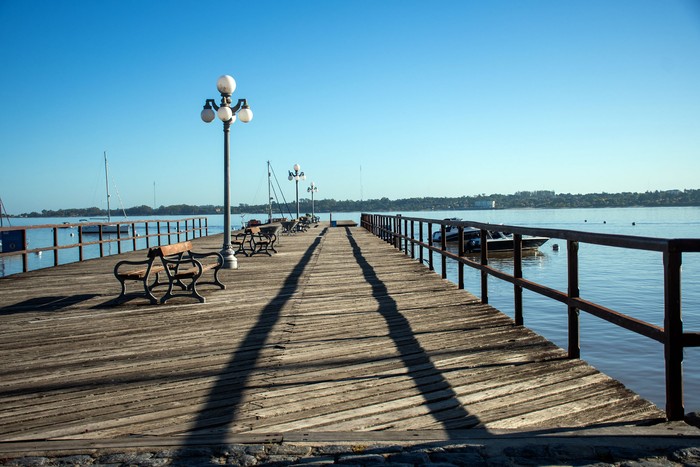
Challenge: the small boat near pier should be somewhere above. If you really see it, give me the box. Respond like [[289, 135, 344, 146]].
[[432, 218, 549, 252]]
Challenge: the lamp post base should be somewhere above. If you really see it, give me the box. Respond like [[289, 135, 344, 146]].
[[221, 247, 238, 269]]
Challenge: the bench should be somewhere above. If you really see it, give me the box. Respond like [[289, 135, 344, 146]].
[[114, 241, 225, 304], [231, 225, 282, 256], [281, 220, 298, 235], [231, 228, 254, 256], [249, 225, 281, 256], [258, 224, 282, 254]]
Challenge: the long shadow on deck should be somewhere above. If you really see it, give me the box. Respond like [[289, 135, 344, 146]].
[[179, 229, 327, 445], [346, 228, 481, 433], [0, 294, 99, 315]]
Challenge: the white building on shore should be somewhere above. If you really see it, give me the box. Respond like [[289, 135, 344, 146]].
[[474, 200, 496, 209]]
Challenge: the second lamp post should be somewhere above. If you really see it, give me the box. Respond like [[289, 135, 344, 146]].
[[307, 182, 318, 221], [288, 164, 305, 219]]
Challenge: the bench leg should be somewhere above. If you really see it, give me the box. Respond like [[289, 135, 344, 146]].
[[233, 243, 249, 257], [115, 276, 159, 305], [258, 244, 272, 256], [188, 266, 226, 290], [161, 274, 206, 304], [116, 278, 129, 301], [142, 278, 160, 305], [212, 267, 225, 289]]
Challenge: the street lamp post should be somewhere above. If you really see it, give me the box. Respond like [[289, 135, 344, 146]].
[[307, 182, 318, 221], [288, 164, 306, 219], [201, 74, 253, 269]]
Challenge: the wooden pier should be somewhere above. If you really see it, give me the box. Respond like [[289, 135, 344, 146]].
[[0, 223, 692, 452]]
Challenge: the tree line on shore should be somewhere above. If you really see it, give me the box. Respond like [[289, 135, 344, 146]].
[[16, 188, 700, 218]]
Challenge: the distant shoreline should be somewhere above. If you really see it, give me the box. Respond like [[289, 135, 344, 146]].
[[8, 188, 700, 218]]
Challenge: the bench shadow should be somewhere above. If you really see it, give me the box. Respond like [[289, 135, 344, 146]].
[[0, 294, 99, 315], [345, 227, 481, 435], [178, 228, 327, 446], [92, 295, 158, 308]]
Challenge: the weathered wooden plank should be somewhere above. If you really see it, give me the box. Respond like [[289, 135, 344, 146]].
[[0, 224, 668, 445]]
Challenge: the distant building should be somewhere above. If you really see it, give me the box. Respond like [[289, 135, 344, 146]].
[[474, 200, 496, 209]]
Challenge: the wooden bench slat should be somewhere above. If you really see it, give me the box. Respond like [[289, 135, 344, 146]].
[[148, 241, 193, 259], [116, 265, 166, 279]]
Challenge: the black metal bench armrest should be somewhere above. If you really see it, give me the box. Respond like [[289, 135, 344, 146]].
[[113, 257, 163, 304], [189, 251, 225, 267]]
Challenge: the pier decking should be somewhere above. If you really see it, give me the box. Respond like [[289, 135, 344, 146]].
[[0, 224, 686, 452]]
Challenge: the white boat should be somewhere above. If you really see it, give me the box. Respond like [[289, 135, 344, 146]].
[[82, 152, 130, 234], [81, 220, 129, 234], [432, 218, 549, 253]]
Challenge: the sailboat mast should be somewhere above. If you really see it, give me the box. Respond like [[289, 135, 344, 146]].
[[267, 161, 272, 224], [104, 151, 111, 222], [0, 197, 4, 227]]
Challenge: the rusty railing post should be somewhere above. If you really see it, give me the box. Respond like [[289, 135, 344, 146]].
[[664, 245, 684, 421], [22, 229, 28, 273], [441, 224, 447, 279], [410, 220, 415, 259], [480, 229, 488, 304], [78, 226, 84, 262], [404, 218, 409, 255], [396, 215, 402, 250], [458, 226, 464, 289], [53, 227, 59, 266], [428, 222, 434, 271], [567, 239, 581, 359], [514, 233, 523, 325], [419, 221, 424, 265]]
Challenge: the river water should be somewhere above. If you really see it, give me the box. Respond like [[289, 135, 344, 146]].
[[2, 206, 699, 414]]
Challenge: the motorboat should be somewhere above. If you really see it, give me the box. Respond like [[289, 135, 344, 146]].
[[432, 218, 549, 253], [81, 220, 130, 234], [463, 230, 549, 253], [432, 218, 467, 243]]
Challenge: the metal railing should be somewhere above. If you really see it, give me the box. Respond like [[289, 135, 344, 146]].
[[0, 217, 208, 275], [361, 213, 700, 421]]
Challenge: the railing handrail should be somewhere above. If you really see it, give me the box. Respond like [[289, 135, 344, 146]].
[[361, 212, 699, 422], [0, 217, 209, 274], [398, 216, 700, 252], [0, 217, 202, 232]]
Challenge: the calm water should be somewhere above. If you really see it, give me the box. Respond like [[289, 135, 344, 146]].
[[2, 207, 699, 413]]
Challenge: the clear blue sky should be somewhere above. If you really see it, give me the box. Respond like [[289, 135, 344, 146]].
[[1, 0, 699, 214]]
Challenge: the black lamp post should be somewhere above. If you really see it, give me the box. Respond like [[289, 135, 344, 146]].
[[201, 74, 253, 269], [307, 182, 318, 221], [288, 164, 306, 219]]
